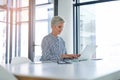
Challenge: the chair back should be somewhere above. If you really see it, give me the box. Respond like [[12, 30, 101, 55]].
[[0, 65, 18, 80], [11, 57, 32, 64]]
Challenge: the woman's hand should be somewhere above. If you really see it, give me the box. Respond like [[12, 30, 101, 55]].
[[61, 54, 81, 59]]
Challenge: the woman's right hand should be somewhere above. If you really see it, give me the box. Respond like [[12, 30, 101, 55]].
[[61, 54, 81, 59]]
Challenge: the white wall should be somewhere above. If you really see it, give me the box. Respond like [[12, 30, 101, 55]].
[[58, 0, 73, 53]]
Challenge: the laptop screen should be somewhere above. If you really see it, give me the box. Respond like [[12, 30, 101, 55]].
[[78, 44, 96, 60]]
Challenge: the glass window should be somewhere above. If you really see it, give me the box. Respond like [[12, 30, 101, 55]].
[[34, 0, 53, 61], [76, 1, 120, 59], [21, 0, 29, 7], [20, 23, 28, 57], [35, 0, 49, 5], [11, 0, 29, 59], [35, 21, 48, 57], [13, 0, 29, 8], [79, 4, 96, 52], [0, 22, 6, 63], [0, 10, 6, 21], [35, 4, 53, 20], [80, 0, 98, 3], [0, 0, 54, 63], [95, 1, 120, 59], [20, 8, 29, 22], [0, 8, 7, 63], [12, 25, 16, 58]]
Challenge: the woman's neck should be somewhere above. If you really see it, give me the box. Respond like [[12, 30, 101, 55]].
[[51, 32, 58, 37]]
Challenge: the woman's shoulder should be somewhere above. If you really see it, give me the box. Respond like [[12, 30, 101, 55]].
[[43, 34, 51, 39], [43, 34, 55, 42], [58, 37, 65, 42]]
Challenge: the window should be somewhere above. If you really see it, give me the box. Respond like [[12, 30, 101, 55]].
[[0, 0, 54, 63], [12, 0, 29, 58], [34, 0, 53, 59], [0, 21, 6, 63], [73, 0, 120, 59], [0, 8, 7, 63], [80, 0, 98, 3]]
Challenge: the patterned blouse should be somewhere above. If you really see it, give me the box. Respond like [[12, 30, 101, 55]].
[[40, 33, 67, 62]]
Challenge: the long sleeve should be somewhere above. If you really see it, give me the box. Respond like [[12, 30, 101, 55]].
[[40, 34, 67, 62], [40, 37, 57, 61]]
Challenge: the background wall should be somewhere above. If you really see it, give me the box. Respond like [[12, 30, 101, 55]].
[[58, 0, 73, 54]]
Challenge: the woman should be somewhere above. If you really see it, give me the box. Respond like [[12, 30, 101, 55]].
[[40, 16, 80, 62]]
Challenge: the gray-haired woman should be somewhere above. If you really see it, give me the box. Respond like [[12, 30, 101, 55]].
[[40, 16, 80, 62]]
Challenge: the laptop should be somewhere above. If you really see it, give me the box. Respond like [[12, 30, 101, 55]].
[[79, 44, 96, 60], [72, 44, 97, 62]]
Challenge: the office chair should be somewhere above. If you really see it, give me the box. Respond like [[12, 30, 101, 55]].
[[11, 57, 32, 65], [0, 65, 18, 80]]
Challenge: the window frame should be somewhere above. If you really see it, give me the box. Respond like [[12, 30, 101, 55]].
[[73, 0, 117, 53]]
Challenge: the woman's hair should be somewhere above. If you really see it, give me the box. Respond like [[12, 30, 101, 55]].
[[51, 16, 65, 27]]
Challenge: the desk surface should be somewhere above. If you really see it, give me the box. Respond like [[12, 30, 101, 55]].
[[2, 59, 120, 80]]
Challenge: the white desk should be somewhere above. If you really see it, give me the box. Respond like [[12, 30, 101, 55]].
[[1, 59, 120, 80]]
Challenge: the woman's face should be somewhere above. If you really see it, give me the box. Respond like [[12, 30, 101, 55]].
[[54, 22, 64, 35]]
